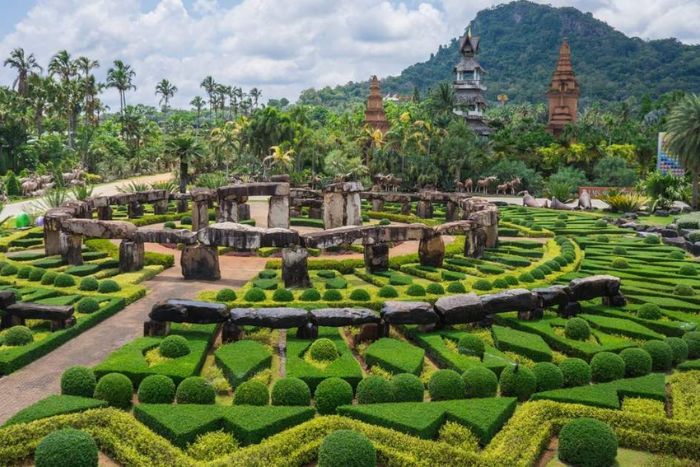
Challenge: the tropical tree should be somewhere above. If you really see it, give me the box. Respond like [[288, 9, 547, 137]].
[[200, 76, 216, 118], [3, 47, 42, 97], [106, 60, 136, 115], [665, 94, 700, 208], [190, 96, 206, 128], [263, 145, 294, 177], [75, 56, 100, 126], [155, 79, 178, 111], [250, 88, 262, 109], [165, 132, 204, 192]]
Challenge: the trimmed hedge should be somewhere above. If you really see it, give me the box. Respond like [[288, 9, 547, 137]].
[[318, 430, 376, 467], [314, 377, 354, 415], [357, 376, 394, 404], [428, 369, 465, 401], [3, 395, 107, 427], [60, 366, 96, 398], [492, 325, 552, 362], [558, 418, 617, 467], [271, 377, 311, 406], [176, 377, 216, 405], [364, 338, 424, 375], [137, 375, 176, 404], [93, 373, 134, 409], [215, 340, 272, 388], [34, 428, 98, 467]]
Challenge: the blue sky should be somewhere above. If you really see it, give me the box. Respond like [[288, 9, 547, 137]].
[[1, 0, 698, 108]]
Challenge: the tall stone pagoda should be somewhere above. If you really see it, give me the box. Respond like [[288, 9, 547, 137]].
[[364, 75, 389, 133], [547, 39, 580, 135], [453, 28, 490, 136]]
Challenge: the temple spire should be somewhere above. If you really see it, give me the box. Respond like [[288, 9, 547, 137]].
[[364, 75, 389, 133], [547, 39, 580, 135]]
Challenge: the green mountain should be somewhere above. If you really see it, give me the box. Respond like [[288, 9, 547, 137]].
[[298, 0, 700, 109]]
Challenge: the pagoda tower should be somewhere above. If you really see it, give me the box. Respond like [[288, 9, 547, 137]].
[[364, 75, 389, 133], [453, 28, 490, 136], [547, 39, 580, 135]]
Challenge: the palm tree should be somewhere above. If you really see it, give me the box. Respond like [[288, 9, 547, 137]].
[[250, 87, 261, 109], [190, 96, 206, 128], [200, 76, 216, 119], [75, 56, 99, 125], [666, 94, 700, 208], [263, 145, 294, 178], [106, 59, 136, 115], [48, 50, 79, 147], [165, 132, 204, 192], [3, 47, 42, 97], [155, 79, 178, 111]]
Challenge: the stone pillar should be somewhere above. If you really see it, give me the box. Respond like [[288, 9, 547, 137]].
[[153, 199, 169, 215], [238, 203, 251, 221], [282, 246, 311, 288], [345, 192, 362, 226], [400, 201, 411, 215], [119, 240, 145, 272], [465, 228, 487, 259], [363, 242, 389, 273], [308, 206, 322, 219], [44, 211, 70, 256], [372, 198, 385, 211], [144, 319, 170, 337], [181, 245, 220, 280], [176, 198, 188, 213], [416, 200, 433, 219], [218, 198, 239, 223], [268, 195, 290, 229], [192, 200, 209, 231], [127, 201, 144, 219], [446, 201, 459, 221], [97, 205, 113, 221], [419, 234, 444, 267], [323, 192, 345, 229], [63, 234, 83, 266]]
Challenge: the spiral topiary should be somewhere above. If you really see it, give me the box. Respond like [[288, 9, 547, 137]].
[[137, 374, 176, 404], [428, 369, 465, 401], [426, 283, 445, 295], [60, 366, 97, 397], [317, 430, 376, 467], [35, 428, 98, 467], [76, 297, 100, 314], [309, 338, 339, 361], [558, 418, 617, 467], [389, 373, 424, 402], [406, 284, 426, 296], [272, 288, 294, 302], [666, 337, 689, 365], [446, 282, 467, 293], [462, 367, 498, 398], [637, 303, 662, 320], [499, 364, 537, 401], [53, 273, 76, 287], [4, 325, 33, 346], [233, 380, 269, 406], [642, 340, 674, 372], [349, 288, 371, 301], [159, 335, 191, 358], [271, 377, 311, 406], [176, 376, 216, 404], [619, 348, 652, 377], [532, 362, 564, 392], [590, 352, 625, 382], [323, 289, 343, 301], [93, 373, 133, 409], [300, 288, 322, 301], [377, 285, 398, 298], [457, 334, 485, 358], [559, 358, 591, 387], [215, 288, 237, 302], [564, 318, 591, 341], [98, 279, 121, 293], [356, 376, 394, 404], [314, 377, 353, 414], [684, 331, 700, 359]]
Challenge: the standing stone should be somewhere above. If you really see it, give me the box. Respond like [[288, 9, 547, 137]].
[[192, 200, 209, 232], [323, 192, 345, 229], [416, 200, 433, 219], [238, 203, 251, 221], [308, 206, 323, 219], [119, 240, 145, 272], [128, 201, 144, 218], [44, 214, 69, 256], [281, 246, 311, 288], [446, 201, 459, 221], [63, 234, 83, 266], [345, 192, 362, 226], [363, 242, 389, 273], [465, 228, 487, 258], [181, 245, 220, 280], [176, 198, 188, 213], [418, 234, 445, 267], [372, 198, 385, 211], [153, 199, 169, 215], [400, 201, 411, 215], [218, 199, 238, 223], [268, 196, 290, 229], [97, 205, 113, 221]]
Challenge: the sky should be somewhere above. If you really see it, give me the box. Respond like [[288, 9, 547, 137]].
[[0, 0, 698, 109]]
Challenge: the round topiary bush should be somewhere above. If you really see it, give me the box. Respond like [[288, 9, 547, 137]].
[[309, 338, 339, 361], [317, 430, 376, 467], [472, 279, 493, 291], [492, 278, 509, 289], [518, 272, 534, 283], [271, 377, 311, 406], [428, 369, 465, 401], [29, 267, 46, 282], [180, 215, 193, 225], [176, 376, 216, 404], [637, 303, 662, 320], [93, 373, 134, 409], [619, 348, 652, 377], [317, 270, 336, 279], [558, 418, 617, 467], [406, 284, 426, 296], [590, 352, 626, 382], [532, 362, 564, 392], [78, 276, 99, 291], [17, 266, 31, 279], [164, 221, 176, 229], [559, 358, 591, 387], [53, 273, 75, 287], [35, 428, 98, 467], [356, 376, 394, 404], [644, 234, 660, 244], [314, 377, 353, 414], [669, 250, 686, 260], [349, 288, 371, 301], [98, 279, 121, 293], [446, 282, 467, 293], [596, 235, 610, 243], [233, 380, 269, 406], [674, 284, 695, 296], [377, 285, 398, 298], [462, 367, 498, 398], [159, 335, 190, 358], [499, 364, 537, 401], [684, 331, 700, 359], [612, 246, 627, 255], [216, 288, 237, 302], [531, 269, 546, 280], [60, 366, 97, 397], [323, 289, 342, 301], [137, 374, 176, 404], [41, 271, 57, 285], [564, 318, 591, 341], [389, 373, 424, 402], [666, 337, 689, 365], [642, 340, 674, 371], [554, 220, 566, 228], [4, 325, 33, 346], [457, 335, 485, 358], [272, 288, 294, 302], [300, 288, 321, 301], [244, 287, 266, 302], [426, 283, 445, 295], [610, 257, 628, 269], [504, 275, 519, 285], [0, 263, 17, 276], [595, 219, 607, 227], [679, 264, 697, 276], [76, 297, 100, 314]]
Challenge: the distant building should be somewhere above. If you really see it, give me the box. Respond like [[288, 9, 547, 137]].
[[547, 39, 580, 135], [453, 28, 491, 136], [364, 75, 389, 133]]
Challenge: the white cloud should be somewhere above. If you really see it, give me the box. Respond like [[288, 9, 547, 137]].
[[0, 0, 697, 109]]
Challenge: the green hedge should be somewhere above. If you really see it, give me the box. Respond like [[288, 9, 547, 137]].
[[364, 338, 425, 375], [3, 395, 107, 427], [214, 340, 272, 388], [491, 325, 552, 362]]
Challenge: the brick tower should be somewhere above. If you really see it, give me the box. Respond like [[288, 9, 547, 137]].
[[547, 39, 580, 135]]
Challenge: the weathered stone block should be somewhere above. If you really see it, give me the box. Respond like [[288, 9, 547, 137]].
[[97, 205, 113, 221], [61, 219, 136, 239], [434, 293, 485, 324], [127, 200, 144, 219], [119, 240, 144, 272], [363, 242, 389, 273], [323, 191, 345, 229], [192, 200, 209, 231], [282, 246, 311, 288], [62, 234, 83, 266], [480, 289, 539, 314], [149, 299, 229, 323], [568, 275, 621, 302], [345, 192, 362, 226], [381, 301, 438, 325], [418, 234, 444, 267], [181, 245, 220, 280], [416, 200, 433, 219], [310, 307, 380, 327], [229, 307, 309, 328], [153, 199, 169, 215], [268, 195, 290, 229]]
